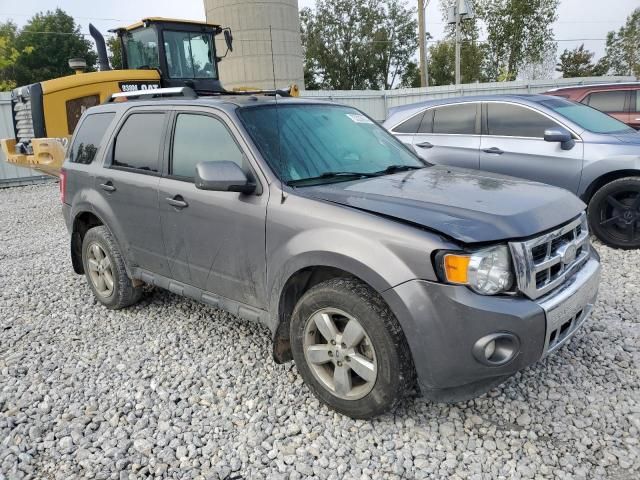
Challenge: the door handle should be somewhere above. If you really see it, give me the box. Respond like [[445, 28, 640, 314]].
[[482, 147, 504, 155], [415, 141, 434, 149], [99, 181, 116, 192], [166, 196, 188, 209]]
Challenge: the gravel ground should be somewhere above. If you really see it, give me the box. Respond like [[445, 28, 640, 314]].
[[0, 182, 638, 480]]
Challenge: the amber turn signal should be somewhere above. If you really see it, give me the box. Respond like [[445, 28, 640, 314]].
[[443, 254, 470, 284]]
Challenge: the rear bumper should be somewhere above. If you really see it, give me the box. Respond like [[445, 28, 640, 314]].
[[382, 250, 600, 402]]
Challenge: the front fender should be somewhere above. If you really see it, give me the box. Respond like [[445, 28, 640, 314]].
[[579, 149, 640, 198], [266, 226, 429, 323]]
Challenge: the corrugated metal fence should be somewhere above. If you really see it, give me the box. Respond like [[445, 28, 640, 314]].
[[0, 76, 636, 185], [301, 76, 637, 121], [0, 92, 49, 187]]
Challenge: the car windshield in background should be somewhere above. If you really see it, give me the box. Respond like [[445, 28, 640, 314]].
[[238, 104, 424, 185], [539, 98, 635, 135]]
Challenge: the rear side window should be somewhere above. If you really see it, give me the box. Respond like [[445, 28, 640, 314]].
[[113, 113, 165, 172], [433, 104, 476, 134], [69, 113, 115, 164], [392, 112, 424, 133], [583, 90, 626, 112], [486, 103, 557, 138], [171, 113, 245, 178]]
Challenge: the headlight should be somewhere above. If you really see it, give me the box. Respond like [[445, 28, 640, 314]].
[[440, 245, 514, 295]]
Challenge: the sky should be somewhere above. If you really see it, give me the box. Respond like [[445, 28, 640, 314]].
[[1, 0, 638, 62]]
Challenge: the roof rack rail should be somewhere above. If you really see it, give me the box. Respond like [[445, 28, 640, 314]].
[[107, 86, 198, 102]]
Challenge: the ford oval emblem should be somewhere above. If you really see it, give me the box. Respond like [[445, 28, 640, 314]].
[[561, 244, 577, 265]]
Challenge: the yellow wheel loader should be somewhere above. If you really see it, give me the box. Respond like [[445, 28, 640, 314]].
[[1, 17, 298, 177]]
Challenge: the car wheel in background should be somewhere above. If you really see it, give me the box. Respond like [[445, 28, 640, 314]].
[[588, 177, 640, 249], [290, 277, 415, 419], [81, 226, 143, 309]]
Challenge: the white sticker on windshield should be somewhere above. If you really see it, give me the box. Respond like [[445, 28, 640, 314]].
[[346, 113, 374, 124]]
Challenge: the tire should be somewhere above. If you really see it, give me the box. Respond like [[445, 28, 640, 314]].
[[588, 177, 640, 249], [81, 226, 143, 309], [290, 277, 414, 419]]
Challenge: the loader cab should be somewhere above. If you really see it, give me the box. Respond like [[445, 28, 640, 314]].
[[115, 18, 229, 93]]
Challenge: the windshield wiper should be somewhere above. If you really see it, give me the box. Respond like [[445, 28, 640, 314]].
[[371, 164, 424, 176], [287, 165, 424, 186], [287, 171, 378, 186]]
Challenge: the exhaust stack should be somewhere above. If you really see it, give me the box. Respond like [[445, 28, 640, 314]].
[[89, 23, 111, 71]]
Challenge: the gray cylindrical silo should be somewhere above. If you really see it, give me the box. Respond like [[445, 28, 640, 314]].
[[204, 0, 304, 90]]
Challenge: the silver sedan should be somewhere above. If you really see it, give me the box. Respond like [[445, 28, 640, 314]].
[[384, 94, 640, 249]]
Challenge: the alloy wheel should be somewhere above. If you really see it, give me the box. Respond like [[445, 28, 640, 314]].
[[303, 307, 378, 400], [87, 242, 115, 298], [598, 190, 640, 244]]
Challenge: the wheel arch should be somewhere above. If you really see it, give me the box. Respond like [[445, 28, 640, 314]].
[[70, 210, 104, 274], [581, 169, 640, 203], [271, 263, 390, 364]]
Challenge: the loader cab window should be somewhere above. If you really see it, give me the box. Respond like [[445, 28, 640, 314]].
[[123, 27, 160, 70], [163, 31, 217, 79]]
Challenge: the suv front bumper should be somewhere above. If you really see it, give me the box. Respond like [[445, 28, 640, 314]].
[[382, 249, 600, 402]]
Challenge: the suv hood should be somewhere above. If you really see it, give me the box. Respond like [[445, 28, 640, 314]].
[[298, 166, 585, 244]]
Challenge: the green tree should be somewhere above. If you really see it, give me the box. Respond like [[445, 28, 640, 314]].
[[477, 0, 558, 81], [14, 8, 97, 85], [107, 35, 122, 70], [375, 0, 419, 89], [427, 39, 487, 86], [428, 0, 486, 86], [600, 8, 640, 77], [427, 41, 454, 85], [0, 21, 20, 91], [556, 44, 606, 78], [300, 0, 418, 90], [399, 61, 421, 88], [519, 44, 557, 80]]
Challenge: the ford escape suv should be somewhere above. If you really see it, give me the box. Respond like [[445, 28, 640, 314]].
[[61, 91, 601, 418]]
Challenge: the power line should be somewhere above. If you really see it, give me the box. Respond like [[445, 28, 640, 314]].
[[0, 12, 136, 22], [10, 30, 614, 44]]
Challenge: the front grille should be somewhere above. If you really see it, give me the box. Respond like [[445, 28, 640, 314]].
[[510, 213, 590, 300], [13, 99, 35, 145]]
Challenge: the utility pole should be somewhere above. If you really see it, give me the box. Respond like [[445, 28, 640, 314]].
[[418, 0, 427, 87], [455, 5, 461, 85], [448, 0, 473, 86]]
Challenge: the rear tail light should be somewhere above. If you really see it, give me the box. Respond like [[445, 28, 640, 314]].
[[59, 169, 66, 203]]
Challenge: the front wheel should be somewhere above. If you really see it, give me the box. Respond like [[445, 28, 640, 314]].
[[588, 177, 640, 249], [290, 278, 414, 419]]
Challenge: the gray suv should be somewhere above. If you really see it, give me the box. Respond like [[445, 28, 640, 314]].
[[61, 92, 601, 418], [384, 94, 640, 249]]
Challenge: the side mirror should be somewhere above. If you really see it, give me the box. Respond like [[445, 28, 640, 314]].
[[224, 29, 233, 53], [544, 127, 575, 150], [195, 161, 255, 194]]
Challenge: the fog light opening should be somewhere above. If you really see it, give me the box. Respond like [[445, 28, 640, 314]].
[[473, 333, 519, 366], [484, 340, 496, 360]]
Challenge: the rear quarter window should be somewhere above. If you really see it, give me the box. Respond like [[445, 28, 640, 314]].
[[112, 113, 166, 173], [582, 90, 627, 112], [69, 113, 115, 164]]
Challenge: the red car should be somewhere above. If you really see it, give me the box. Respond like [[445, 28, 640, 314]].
[[544, 82, 640, 130]]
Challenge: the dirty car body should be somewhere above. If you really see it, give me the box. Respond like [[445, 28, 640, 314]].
[[61, 95, 601, 416]]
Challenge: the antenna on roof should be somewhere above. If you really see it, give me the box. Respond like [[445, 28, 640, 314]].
[[269, 25, 287, 203]]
